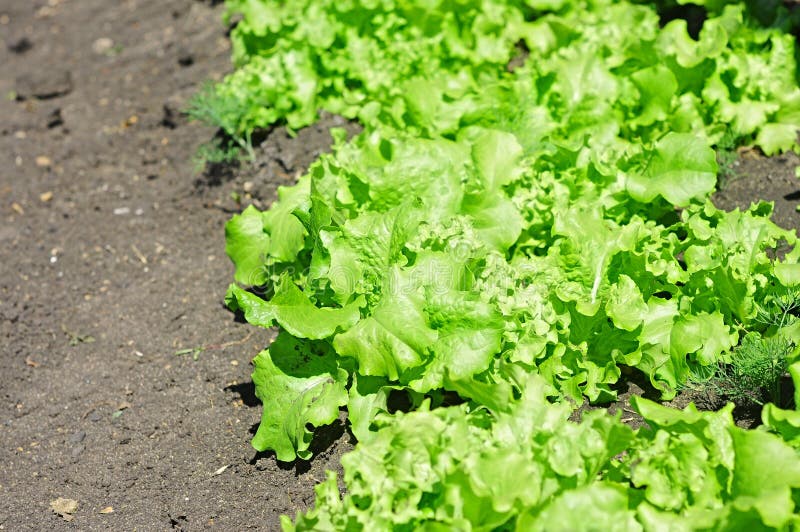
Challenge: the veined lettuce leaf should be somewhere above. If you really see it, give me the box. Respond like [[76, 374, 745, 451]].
[[251, 333, 348, 461], [226, 280, 363, 340]]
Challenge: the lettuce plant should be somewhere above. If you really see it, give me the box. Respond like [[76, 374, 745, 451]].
[[209, 0, 800, 528], [284, 372, 800, 530], [221, 0, 800, 462], [199, 0, 800, 154]]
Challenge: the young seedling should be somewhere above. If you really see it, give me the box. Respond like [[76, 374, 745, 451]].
[[689, 291, 799, 408], [174, 332, 255, 361], [708, 332, 792, 407], [185, 83, 255, 164]]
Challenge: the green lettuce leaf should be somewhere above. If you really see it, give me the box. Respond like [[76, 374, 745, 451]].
[[626, 133, 718, 207], [226, 280, 362, 340], [225, 205, 270, 286], [251, 333, 348, 461]]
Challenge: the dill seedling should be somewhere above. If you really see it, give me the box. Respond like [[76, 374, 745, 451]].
[[185, 83, 255, 162], [720, 333, 791, 406], [687, 289, 799, 408], [192, 139, 242, 172], [714, 129, 741, 190]]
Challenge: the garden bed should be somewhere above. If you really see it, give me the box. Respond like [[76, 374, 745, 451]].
[[1, 0, 799, 530]]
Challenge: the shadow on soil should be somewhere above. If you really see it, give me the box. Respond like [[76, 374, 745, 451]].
[[224, 381, 260, 407], [224, 380, 353, 475], [247, 417, 353, 476]]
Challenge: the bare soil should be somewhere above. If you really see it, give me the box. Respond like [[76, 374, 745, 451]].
[[1, 1, 798, 530], [0, 1, 351, 529]]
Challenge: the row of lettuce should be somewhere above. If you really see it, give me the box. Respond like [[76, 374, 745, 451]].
[[286, 373, 800, 530], [205, 0, 800, 529]]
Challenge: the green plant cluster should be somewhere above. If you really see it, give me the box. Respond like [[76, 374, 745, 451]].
[[286, 371, 800, 531], [193, 0, 800, 156], [205, 0, 800, 528], [687, 289, 800, 407]]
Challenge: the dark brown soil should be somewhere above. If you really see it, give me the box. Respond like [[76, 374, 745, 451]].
[[0, 1, 351, 529], [714, 149, 800, 230], [1, 1, 798, 530]]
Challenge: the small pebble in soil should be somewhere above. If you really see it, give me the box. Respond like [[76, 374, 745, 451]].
[[177, 49, 194, 67], [50, 498, 78, 522], [15, 70, 72, 100], [46, 108, 63, 128], [68, 430, 86, 444], [92, 37, 114, 55], [161, 92, 189, 129]]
